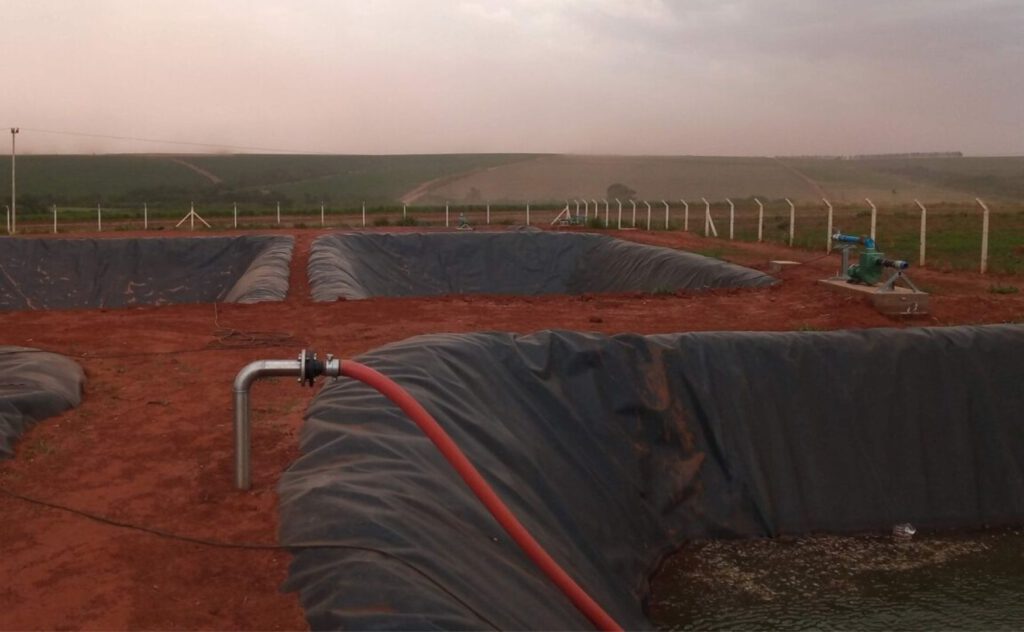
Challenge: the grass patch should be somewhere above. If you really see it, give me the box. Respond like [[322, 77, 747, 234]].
[[23, 437, 56, 458], [989, 284, 1020, 295]]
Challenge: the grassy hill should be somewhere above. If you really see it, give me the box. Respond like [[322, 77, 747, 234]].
[[0, 154, 538, 211], [416, 155, 1024, 205], [1, 153, 1020, 213]]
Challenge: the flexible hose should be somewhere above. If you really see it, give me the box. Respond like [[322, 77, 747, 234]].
[[340, 360, 623, 632]]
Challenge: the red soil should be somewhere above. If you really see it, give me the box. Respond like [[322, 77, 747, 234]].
[[0, 227, 1021, 630]]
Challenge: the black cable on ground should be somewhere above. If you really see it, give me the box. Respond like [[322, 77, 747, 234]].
[[0, 484, 500, 630]]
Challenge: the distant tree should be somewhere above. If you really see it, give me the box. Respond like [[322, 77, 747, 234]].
[[607, 183, 636, 200]]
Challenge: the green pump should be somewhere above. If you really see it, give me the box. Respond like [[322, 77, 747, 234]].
[[832, 233, 910, 286]]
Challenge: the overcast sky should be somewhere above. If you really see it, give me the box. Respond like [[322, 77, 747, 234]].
[[2, 0, 1021, 155]]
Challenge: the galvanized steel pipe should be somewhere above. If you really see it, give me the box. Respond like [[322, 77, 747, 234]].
[[233, 352, 339, 490]]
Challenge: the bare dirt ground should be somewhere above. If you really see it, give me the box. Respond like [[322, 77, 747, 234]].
[[0, 226, 1021, 630]]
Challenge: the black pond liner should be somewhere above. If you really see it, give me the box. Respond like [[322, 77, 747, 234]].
[[308, 231, 774, 300], [0, 347, 84, 458], [278, 325, 1024, 630], [0, 235, 293, 310]]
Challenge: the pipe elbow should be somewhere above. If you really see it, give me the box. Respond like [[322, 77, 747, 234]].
[[233, 361, 266, 393]]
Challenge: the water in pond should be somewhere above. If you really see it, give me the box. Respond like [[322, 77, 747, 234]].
[[648, 529, 1024, 630]]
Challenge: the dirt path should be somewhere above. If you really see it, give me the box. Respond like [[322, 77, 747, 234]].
[[0, 227, 1020, 629], [773, 156, 828, 199], [169, 157, 224, 185]]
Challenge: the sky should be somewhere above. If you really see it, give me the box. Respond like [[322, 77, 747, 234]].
[[1, 0, 1022, 156]]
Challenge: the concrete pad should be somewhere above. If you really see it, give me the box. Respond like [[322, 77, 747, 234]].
[[769, 260, 801, 273], [818, 278, 930, 315]]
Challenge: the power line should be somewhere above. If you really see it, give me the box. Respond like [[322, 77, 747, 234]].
[[16, 127, 335, 155]]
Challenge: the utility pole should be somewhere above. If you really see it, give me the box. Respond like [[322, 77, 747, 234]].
[[10, 128, 18, 234]]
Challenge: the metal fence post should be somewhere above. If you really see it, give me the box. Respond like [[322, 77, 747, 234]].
[[727, 198, 735, 240], [755, 198, 764, 242], [914, 199, 927, 266], [976, 198, 990, 274], [866, 198, 877, 241], [786, 198, 795, 247], [823, 198, 833, 252], [703, 197, 710, 236]]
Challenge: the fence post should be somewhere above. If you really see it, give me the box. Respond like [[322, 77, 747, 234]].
[[321, 201, 325, 227], [616, 199, 622, 229], [364, 202, 368, 228], [233, 202, 238, 229], [592, 200, 599, 224], [485, 202, 489, 225], [755, 198, 764, 242], [976, 198, 990, 274], [52, 205, 57, 234], [914, 199, 926, 266], [603, 200, 609, 227], [727, 198, 735, 240], [680, 199, 689, 231], [98, 204, 102, 232], [824, 198, 833, 252], [786, 198, 795, 247], [583, 199, 589, 220], [144, 202, 148, 230], [630, 200, 637, 227], [865, 198, 876, 240], [526, 202, 530, 226], [644, 201, 652, 230], [703, 197, 710, 236], [277, 201, 281, 225], [662, 200, 669, 229]]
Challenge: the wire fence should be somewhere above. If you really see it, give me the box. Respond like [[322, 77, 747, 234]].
[[5, 198, 1023, 275]]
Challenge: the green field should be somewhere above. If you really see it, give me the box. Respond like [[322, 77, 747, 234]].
[[3, 154, 1022, 213], [417, 155, 1024, 205], [3, 152, 1021, 275], [0, 154, 539, 211]]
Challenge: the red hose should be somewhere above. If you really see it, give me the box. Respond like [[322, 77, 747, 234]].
[[340, 360, 623, 632]]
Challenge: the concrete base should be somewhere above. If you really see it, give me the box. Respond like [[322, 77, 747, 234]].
[[769, 260, 801, 274], [818, 278, 930, 315]]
